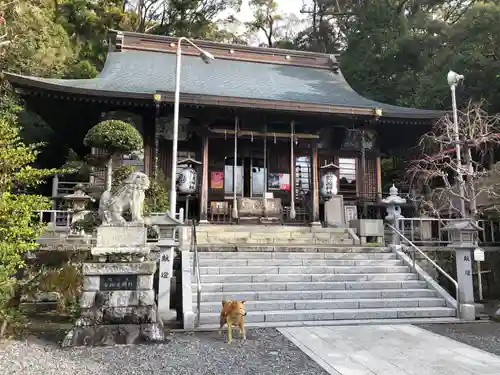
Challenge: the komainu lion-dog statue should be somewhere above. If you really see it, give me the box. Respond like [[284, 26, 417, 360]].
[[98, 171, 150, 225]]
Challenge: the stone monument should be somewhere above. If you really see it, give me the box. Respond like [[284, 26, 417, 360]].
[[319, 162, 344, 227], [62, 171, 165, 347]]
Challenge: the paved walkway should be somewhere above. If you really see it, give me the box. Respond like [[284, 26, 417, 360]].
[[279, 325, 500, 375]]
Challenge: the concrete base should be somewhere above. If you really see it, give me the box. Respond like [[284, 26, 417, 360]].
[[458, 303, 476, 321], [310, 221, 322, 227], [159, 309, 177, 324], [183, 311, 196, 329], [62, 322, 164, 347]]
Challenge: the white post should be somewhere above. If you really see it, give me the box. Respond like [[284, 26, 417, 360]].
[[51, 174, 58, 224], [448, 71, 466, 217], [169, 37, 215, 216], [232, 117, 239, 219], [169, 40, 183, 217], [264, 124, 267, 195]]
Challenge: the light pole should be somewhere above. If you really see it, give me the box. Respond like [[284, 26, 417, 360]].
[[447, 70, 466, 217], [170, 37, 215, 217]]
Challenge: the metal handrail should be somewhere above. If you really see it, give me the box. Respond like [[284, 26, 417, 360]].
[[385, 222, 460, 317], [191, 221, 201, 327]]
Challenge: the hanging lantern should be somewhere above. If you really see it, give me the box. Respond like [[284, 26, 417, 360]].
[[176, 157, 202, 194], [319, 162, 339, 199]]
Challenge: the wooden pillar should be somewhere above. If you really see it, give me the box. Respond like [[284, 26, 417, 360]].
[[199, 132, 209, 224], [360, 128, 368, 216], [153, 103, 160, 179], [311, 143, 320, 225], [376, 156, 382, 198]]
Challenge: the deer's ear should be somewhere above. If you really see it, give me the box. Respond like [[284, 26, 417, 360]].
[[241, 300, 246, 304], [222, 300, 227, 306]]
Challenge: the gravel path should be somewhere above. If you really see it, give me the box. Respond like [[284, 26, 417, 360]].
[[416, 322, 500, 356], [0, 328, 328, 375]]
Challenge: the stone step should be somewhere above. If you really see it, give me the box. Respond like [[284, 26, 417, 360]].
[[195, 248, 392, 255], [201, 231, 349, 239], [193, 259, 402, 267], [198, 307, 456, 325], [198, 265, 410, 275], [197, 317, 461, 329], [196, 287, 437, 302], [196, 225, 345, 233], [197, 298, 447, 313], [198, 273, 418, 283], [198, 238, 354, 246], [192, 279, 423, 293]]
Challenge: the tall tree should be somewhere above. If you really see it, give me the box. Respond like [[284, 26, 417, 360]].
[[0, 117, 57, 336], [413, 1, 500, 111], [144, 0, 242, 40]]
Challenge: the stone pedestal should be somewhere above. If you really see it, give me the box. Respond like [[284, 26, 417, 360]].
[[442, 219, 482, 321], [158, 240, 177, 323], [349, 219, 384, 245], [455, 248, 476, 320], [62, 261, 164, 347], [92, 224, 148, 259]]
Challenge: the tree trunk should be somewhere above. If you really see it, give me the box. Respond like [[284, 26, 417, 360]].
[[106, 157, 113, 191], [0, 319, 8, 338]]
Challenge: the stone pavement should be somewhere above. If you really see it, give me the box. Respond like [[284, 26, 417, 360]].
[[279, 325, 500, 375]]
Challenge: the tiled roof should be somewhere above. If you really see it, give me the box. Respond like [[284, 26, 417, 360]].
[[5, 49, 442, 119]]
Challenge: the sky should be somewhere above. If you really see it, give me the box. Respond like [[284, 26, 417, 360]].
[[237, 0, 307, 22], [221, 0, 310, 44]]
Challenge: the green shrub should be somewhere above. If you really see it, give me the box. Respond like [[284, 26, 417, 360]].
[[145, 171, 170, 214], [83, 120, 143, 154], [84, 120, 143, 191], [71, 211, 101, 234], [111, 164, 136, 192], [35, 264, 82, 318]]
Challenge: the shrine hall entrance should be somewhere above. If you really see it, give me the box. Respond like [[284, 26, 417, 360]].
[[224, 156, 267, 198]]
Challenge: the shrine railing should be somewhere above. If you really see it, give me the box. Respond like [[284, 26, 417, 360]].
[[36, 209, 185, 236], [397, 217, 500, 246], [37, 210, 73, 230]]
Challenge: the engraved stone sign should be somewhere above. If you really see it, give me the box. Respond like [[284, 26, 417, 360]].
[[100, 275, 138, 291]]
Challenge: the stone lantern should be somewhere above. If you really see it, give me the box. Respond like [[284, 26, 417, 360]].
[[63, 183, 93, 233], [382, 184, 406, 245], [442, 220, 481, 247], [442, 219, 483, 321], [148, 211, 184, 325]]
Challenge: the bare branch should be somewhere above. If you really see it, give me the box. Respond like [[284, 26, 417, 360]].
[[407, 102, 500, 218]]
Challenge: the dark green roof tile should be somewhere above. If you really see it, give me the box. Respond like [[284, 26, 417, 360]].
[[6, 50, 442, 118]]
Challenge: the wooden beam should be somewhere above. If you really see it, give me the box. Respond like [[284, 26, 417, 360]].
[[376, 156, 382, 197], [208, 128, 320, 139]]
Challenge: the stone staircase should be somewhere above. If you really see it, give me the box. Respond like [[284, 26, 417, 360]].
[[188, 247, 457, 328], [194, 225, 357, 250]]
